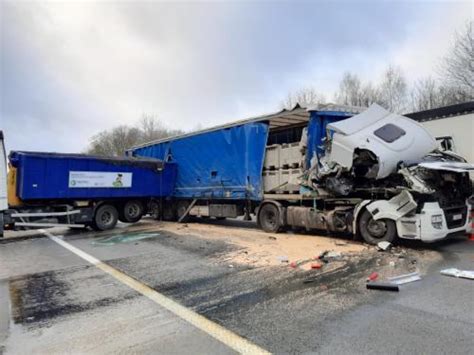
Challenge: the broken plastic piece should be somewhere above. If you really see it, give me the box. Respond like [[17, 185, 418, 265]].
[[440, 268, 474, 280], [277, 255, 289, 263], [290, 261, 298, 268], [388, 272, 421, 285], [311, 263, 322, 269], [367, 272, 379, 281], [377, 241, 392, 251], [326, 251, 342, 259], [366, 281, 399, 291]]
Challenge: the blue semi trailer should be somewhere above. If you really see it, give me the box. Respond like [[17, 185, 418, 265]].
[[0, 132, 177, 235], [129, 104, 472, 245]]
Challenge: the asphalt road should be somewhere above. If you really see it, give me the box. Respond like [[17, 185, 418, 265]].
[[0, 221, 473, 354]]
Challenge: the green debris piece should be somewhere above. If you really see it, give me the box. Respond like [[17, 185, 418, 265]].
[[92, 232, 161, 246]]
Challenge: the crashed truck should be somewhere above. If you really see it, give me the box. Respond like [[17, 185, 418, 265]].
[[129, 104, 473, 245]]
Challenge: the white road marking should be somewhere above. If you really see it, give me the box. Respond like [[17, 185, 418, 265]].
[[39, 229, 269, 354]]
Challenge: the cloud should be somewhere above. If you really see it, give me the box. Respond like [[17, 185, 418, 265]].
[[1, 0, 471, 153]]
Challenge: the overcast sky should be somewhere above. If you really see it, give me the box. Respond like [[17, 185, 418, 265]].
[[1, 0, 471, 154]]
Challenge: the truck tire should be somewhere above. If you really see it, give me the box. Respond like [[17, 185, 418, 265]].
[[119, 200, 144, 223], [149, 201, 161, 220], [358, 209, 396, 245], [258, 203, 282, 233], [162, 202, 177, 221], [92, 204, 118, 231]]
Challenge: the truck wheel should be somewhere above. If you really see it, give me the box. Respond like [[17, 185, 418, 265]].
[[358, 209, 396, 245], [119, 200, 144, 223], [93, 204, 118, 231], [162, 202, 177, 221], [149, 201, 161, 220], [258, 204, 281, 233]]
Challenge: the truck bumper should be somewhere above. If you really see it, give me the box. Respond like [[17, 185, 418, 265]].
[[396, 202, 469, 242]]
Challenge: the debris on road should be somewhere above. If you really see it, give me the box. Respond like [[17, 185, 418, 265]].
[[92, 232, 161, 246], [377, 241, 392, 251], [440, 268, 474, 280], [310, 262, 322, 269], [277, 255, 289, 263], [366, 281, 399, 292], [388, 272, 421, 285], [326, 251, 342, 259], [334, 241, 347, 246], [367, 272, 379, 281], [317, 250, 330, 263], [290, 261, 298, 268]]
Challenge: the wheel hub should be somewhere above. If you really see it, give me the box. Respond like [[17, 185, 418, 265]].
[[367, 219, 387, 238]]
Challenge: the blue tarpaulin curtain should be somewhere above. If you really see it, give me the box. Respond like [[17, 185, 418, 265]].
[[132, 122, 269, 200]]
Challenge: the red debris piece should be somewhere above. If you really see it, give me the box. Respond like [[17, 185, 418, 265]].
[[290, 261, 298, 268], [367, 272, 379, 281], [311, 263, 322, 269]]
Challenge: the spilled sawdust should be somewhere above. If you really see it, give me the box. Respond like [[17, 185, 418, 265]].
[[140, 220, 368, 269]]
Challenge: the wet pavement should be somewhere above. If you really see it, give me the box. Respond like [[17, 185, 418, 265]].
[[0, 221, 473, 354]]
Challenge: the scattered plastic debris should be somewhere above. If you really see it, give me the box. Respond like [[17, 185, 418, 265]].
[[377, 241, 392, 251], [334, 241, 347, 246], [389, 261, 396, 267], [92, 232, 161, 246], [277, 255, 289, 263], [366, 281, 399, 292], [440, 268, 474, 280], [317, 251, 329, 263], [367, 272, 379, 281], [326, 251, 342, 258], [228, 264, 234, 268], [290, 261, 298, 268], [310, 263, 322, 269], [388, 272, 421, 285]]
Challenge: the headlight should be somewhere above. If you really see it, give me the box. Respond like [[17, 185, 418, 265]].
[[431, 215, 443, 229]]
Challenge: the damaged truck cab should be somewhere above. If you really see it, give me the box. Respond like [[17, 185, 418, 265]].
[[130, 104, 472, 245], [318, 104, 472, 243]]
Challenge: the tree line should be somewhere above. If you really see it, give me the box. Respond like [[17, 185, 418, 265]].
[[87, 22, 472, 156], [284, 22, 473, 113]]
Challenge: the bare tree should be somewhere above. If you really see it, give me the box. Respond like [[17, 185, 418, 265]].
[[87, 126, 142, 157], [282, 87, 325, 109], [138, 114, 183, 143], [378, 65, 407, 113], [440, 21, 474, 96], [86, 114, 184, 157], [410, 77, 440, 111], [334, 72, 379, 107], [335, 72, 362, 106], [358, 82, 381, 107]]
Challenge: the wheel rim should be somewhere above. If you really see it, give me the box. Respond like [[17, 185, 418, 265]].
[[127, 203, 140, 218], [101, 211, 113, 226], [367, 218, 387, 238], [264, 210, 276, 228]]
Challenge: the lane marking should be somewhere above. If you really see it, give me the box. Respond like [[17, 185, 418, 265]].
[[39, 229, 269, 354]]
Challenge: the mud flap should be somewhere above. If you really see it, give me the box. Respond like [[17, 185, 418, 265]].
[[366, 190, 417, 221]]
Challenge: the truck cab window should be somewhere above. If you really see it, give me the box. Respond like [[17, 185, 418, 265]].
[[373, 124, 406, 143]]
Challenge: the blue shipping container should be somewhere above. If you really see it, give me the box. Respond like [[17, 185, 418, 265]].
[[131, 123, 269, 200], [9, 151, 177, 200]]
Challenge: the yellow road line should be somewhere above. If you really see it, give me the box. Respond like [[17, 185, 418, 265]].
[[40, 229, 270, 354]]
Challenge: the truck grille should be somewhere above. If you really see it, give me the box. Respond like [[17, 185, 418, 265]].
[[443, 206, 467, 229]]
